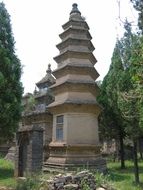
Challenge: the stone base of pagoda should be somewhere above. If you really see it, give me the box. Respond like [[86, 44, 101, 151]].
[[44, 142, 106, 172]]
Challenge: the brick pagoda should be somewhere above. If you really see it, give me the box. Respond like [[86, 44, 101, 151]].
[[45, 3, 106, 171]]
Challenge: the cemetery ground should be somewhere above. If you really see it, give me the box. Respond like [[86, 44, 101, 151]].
[[0, 157, 143, 190]]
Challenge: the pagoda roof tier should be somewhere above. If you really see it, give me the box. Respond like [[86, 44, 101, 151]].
[[47, 100, 102, 115], [34, 90, 48, 98], [48, 103, 102, 116], [22, 110, 52, 119], [34, 89, 53, 99], [59, 27, 92, 40], [54, 50, 97, 65], [36, 74, 55, 89], [51, 82, 100, 97], [53, 61, 95, 70], [36, 64, 55, 89], [50, 78, 99, 90], [53, 64, 99, 81], [56, 38, 95, 52], [49, 99, 97, 107], [62, 19, 89, 31]]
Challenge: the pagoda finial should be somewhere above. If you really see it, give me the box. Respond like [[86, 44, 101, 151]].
[[46, 63, 52, 74], [70, 3, 81, 15], [34, 86, 38, 95]]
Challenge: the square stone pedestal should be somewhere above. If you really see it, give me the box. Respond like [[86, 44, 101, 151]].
[[44, 143, 106, 172]]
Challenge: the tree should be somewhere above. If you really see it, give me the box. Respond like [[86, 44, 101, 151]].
[[0, 2, 23, 142], [98, 21, 143, 175], [118, 90, 141, 183], [131, 0, 143, 32], [130, 0, 143, 132], [98, 40, 126, 169], [117, 21, 143, 184]]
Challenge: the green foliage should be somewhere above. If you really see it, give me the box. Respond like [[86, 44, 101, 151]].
[[97, 39, 126, 141], [131, 0, 143, 33], [0, 158, 16, 187], [1, 158, 143, 190], [98, 19, 143, 140], [0, 2, 23, 142], [24, 95, 36, 112], [108, 161, 143, 190], [117, 22, 143, 138], [16, 175, 41, 190], [95, 172, 114, 189], [81, 179, 91, 190]]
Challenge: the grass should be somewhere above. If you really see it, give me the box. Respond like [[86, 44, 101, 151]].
[[107, 160, 143, 190], [0, 158, 143, 189], [0, 158, 16, 188]]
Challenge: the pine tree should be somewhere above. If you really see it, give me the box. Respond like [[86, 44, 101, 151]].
[[98, 40, 126, 169], [0, 2, 23, 142], [130, 0, 143, 128], [131, 0, 143, 32], [117, 21, 143, 184], [98, 21, 143, 175]]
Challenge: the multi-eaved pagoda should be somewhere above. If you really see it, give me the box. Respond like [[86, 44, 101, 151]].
[[14, 3, 106, 177], [45, 3, 106, 170]]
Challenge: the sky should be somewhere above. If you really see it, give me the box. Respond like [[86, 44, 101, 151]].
[[2, 0, 137, 94]]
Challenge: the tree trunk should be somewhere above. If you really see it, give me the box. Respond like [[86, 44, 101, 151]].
[[133, 140, 140, 184], [119, 131, 125, 169], [138, 137, 143, 160]]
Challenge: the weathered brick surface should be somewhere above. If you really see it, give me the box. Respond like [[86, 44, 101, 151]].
[[15, 125, 43, 177]]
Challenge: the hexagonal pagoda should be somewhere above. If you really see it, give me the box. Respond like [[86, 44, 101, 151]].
[[45, 4, 106, 171]]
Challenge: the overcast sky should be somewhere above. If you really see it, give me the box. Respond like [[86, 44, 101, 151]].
[[3, 0, 137, 94]]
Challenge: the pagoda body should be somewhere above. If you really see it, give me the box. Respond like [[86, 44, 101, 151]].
[[45, 4, 106, 171]]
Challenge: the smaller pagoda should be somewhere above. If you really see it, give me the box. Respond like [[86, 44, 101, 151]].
[[45, 4, 106, 171], [21, 64, 55, 160], [15, 64, 55, 177]]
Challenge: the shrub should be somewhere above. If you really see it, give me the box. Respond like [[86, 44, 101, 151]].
[[16, 175, 41, 190], [95, 172, 115, 189]]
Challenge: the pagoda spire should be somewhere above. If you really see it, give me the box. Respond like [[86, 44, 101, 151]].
[[69, 3, 83, 21], [46, 63, 52, 74], [70, 3, 81, 15], [36, 63, 55, 89]]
